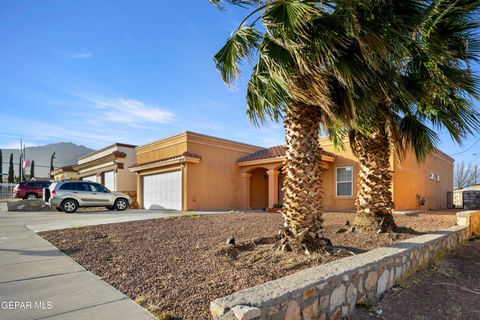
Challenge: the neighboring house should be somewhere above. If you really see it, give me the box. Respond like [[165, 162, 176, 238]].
[[51, 165, 79, 181], [453, 184, 480, 209], [463, 184, 480, 191], [73, 143, 137, 195], [129, 131, 260, 210], [130, 131, 454, 211]]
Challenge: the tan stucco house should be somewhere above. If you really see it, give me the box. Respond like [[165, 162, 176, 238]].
[[51, 165, 79, 181], [130, 131, 454, 212], [73, 143, 137, 196]]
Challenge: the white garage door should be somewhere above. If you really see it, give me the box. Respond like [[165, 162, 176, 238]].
[[83, 175, 97, 182], [104, 171, 115, 191], [143, 171, 182, 210]]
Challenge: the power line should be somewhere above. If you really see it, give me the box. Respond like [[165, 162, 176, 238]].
[[449, 136, 480, 156]]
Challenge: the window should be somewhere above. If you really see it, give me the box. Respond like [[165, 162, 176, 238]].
[[75, 182, 90, 192], [336, 166, 353, 197], [60, 183, 76, 191], [89, 183, 108, 193]]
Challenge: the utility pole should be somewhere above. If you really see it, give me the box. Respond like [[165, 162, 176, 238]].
[[20, 139, 22, 182], [475, 165, 478, 185]]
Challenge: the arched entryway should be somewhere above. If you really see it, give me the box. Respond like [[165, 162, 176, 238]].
[[249, 168, 268, 209], [238, 146, 335, 209]]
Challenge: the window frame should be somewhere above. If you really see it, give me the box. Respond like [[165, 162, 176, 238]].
[[335, 166, 354, 198]]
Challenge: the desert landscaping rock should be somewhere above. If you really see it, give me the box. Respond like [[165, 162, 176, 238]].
[[231, 305, 262, 320], [329, 284, 346, 311], [376, 270, 389, 297], [40, 211, 456, 319]]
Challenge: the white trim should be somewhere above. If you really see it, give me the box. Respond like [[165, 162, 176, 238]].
[[335, 166, 354, 197], [129, 156, 200, 172]]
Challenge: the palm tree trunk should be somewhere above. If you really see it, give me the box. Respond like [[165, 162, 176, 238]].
[[351, 126, 396, 232], [276, 105, 331, 254]]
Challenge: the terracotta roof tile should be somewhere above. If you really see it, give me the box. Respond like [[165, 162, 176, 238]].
[[237, 145, 336, 162], [129, 151, 201, 169]]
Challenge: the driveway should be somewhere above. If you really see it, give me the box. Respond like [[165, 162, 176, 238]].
[[7, 209, 224, 232], [0, 209, 227, 320], [0, 213, 157, 320]]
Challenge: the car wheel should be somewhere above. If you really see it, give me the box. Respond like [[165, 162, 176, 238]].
[[26, 193, 37, 200], [61, 199, 78, 213], [114, 198, 128, 211], [55, 207, 63, 212]]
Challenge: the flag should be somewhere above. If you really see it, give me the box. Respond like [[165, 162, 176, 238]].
[[22, 160, 31, 168]]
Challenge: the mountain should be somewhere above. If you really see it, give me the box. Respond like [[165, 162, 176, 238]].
[[0, 142, 94, 178]]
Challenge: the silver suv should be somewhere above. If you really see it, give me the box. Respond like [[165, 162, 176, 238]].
[[45, 180, 131, 213]]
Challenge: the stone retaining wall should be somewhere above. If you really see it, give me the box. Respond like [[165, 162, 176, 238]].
[[5, 199, 54, 212], [123, 191, 138, 209], [211, 211, 480, 320]]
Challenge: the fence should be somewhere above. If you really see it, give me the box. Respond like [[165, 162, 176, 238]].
[[463, 191, 480, 210], [450, 190, 480, 210], [0, 183, 16, 199]]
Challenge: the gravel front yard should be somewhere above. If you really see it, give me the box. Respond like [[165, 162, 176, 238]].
[[40, 211, 456, 320]]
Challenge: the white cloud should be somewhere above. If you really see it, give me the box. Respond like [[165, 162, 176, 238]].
[[1, 80, 215, 149], [0, 114, 126, 150], [93, 97, 174, 125], [0, 141, 38, 150], [58, 49, 94, 59], [39, 83, 176, 128], [70, 52, 93, 59]]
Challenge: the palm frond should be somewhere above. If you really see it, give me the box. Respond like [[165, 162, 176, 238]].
[[213, 26, 262, 84], [246, 59, 290, 126], [263, 0, 318, 34], [398, 115, 439, 162], [208, 0, 262, 10]]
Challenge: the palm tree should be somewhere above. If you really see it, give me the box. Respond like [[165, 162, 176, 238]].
[[17, 154, 22, 182], [346, 0, 480, 232], [211, 0, 418, 252]]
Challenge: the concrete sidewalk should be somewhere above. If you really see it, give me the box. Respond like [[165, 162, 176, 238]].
[[0, 213, 156, 320], [8, 208, 223, 232]]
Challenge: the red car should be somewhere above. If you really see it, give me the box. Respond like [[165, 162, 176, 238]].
[[13, 180, 52, 199]]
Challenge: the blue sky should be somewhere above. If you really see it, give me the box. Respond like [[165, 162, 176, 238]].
[[0, 1, 478, 163]]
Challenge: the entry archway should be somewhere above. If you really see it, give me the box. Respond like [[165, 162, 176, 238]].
[[249, 168, 269, 209]]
